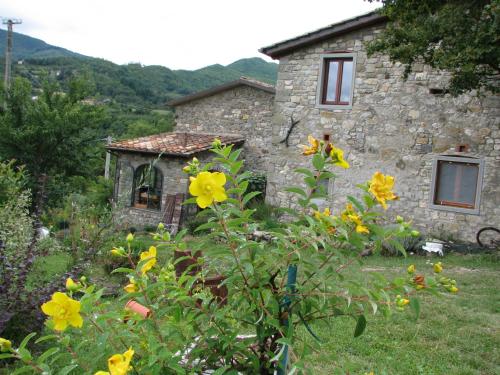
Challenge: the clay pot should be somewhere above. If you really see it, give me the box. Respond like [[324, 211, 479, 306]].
[[125, 300, 151, 319], [174, 250, 202, 278]]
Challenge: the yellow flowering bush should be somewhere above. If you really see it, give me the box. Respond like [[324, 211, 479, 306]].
[[2, 137, 460, 374]]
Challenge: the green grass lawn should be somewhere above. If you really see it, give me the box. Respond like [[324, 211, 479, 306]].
[[3, 237, 498, 375], [300, 253, 499, 375]]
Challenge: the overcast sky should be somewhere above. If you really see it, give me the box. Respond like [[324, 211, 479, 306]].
[[1, 0, 380, 70]]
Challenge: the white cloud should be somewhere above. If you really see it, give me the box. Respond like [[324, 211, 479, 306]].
[[1, 0, 380, 70]]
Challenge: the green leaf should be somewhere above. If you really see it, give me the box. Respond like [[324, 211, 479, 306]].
[[11, 366, 34, 375], [17, 348, 32, 362], [111, 267, 135, 274], [347, 195, 365, 212], [37, 347, 60, 364], [194, 221, 220, 232], [242, 191, 261, 205], [294, 167, 314, 177], [0, 353, 15, 360], [410, 297, 421, 320], [285, 187, 307, 198], [35, 334, 58, 344], [354, 315, 367, 337], [19, 332, 36, 350], [312, 153, 325, 171]]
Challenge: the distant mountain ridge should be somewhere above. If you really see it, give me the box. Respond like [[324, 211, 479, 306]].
[[0, 29, 278, 107], [0, 29, 84, 60]]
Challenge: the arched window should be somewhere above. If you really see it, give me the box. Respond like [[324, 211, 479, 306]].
[[132, 164, 163, 210]]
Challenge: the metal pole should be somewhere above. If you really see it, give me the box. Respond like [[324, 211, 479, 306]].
[[278, 264, 297, 375]]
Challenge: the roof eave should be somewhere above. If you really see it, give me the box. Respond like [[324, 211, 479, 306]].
[[106, 139, 245, 157], [259, 12, 387, 59], [167, 78, 275, 107]]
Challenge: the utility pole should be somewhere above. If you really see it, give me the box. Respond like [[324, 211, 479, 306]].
[[2, 18, 22, 91]]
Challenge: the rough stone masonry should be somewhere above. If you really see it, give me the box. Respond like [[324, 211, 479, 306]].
[[263, 22, 499, 243]]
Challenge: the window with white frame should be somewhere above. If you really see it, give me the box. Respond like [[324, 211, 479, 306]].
[[316, 53, 356, 109], [430, 156, 484, 215]]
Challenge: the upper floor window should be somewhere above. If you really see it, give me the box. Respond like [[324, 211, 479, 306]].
[[132, 164, 163, 210], [316, 53, 356, 110], [429, 156, 484, 215]]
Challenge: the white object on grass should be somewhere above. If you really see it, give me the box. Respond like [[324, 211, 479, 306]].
[[422, 241, 443, 256]]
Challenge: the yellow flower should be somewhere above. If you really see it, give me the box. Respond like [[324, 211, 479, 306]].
[[111, 247, 126, 257], [212, 138, 222, 148], [368, 172, 398, 209], [340, 203, 369, 234], [301, 135, 320, 156], [126, 233, 134, 243], [348, 213, 369, 234], [314, 207, 331, 220], [95, 348, 134, 375], [124, 283, 138, 293], [0, 338, 12, 352], [407, 264, 416, 274], [449, 286, 458, 293], [139, 246, 157, 274], [355, 224, 369, 234], [41, 292, 83, 331], [189, 171, 228, 209], [329, 145, 350, 169], [65, 278, 80, 292], [433, 262, 443, 273]]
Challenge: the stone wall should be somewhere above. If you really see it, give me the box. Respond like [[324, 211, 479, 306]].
[[114, 151, 212, 228], [266, 23, 500, 242], [174, 85, 274, 172]]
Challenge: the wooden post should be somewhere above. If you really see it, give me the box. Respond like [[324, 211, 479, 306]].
[[104, 136, 112, 179]]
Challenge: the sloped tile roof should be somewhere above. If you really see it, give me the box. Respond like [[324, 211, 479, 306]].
[[107, 132, 245, 157], [260, 10, 386, 59], [167, 76, 275, 106]]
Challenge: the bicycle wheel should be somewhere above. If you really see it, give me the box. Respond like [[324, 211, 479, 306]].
[[476, 227, 500, 248]]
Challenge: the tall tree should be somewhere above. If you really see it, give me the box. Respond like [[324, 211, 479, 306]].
[[367, 0, 500, 95], [0, 77, 104, 222]]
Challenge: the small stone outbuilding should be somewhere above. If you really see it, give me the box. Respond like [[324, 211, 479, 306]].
[[108, 132, 244, 229]]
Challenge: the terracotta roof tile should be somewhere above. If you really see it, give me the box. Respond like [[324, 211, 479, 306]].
[[107, 132, 245, 156]]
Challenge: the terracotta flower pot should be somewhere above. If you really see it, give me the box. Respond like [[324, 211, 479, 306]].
[[125, 300, 151, 319]]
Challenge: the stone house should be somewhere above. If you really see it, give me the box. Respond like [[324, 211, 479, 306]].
[[107, 77, 274, 229], [258, 11, 499, 242], [109, 11, 499, 242], [108, 132, 244, 229]]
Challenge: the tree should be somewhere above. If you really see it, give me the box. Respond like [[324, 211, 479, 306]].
[[0, 77, 104, 219], [367, 0, 500, 95]]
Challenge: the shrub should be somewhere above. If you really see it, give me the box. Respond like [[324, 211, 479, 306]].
[[1, 138, 460, 374]]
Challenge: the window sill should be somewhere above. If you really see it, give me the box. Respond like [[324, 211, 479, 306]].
[[429, 203, 480, 216], [315, 103, 353, 111]]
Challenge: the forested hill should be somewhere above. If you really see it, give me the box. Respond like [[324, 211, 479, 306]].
[[0, 29, 278, 108]]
